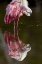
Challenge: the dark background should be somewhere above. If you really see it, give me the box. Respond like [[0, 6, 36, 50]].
[[0, 0, 41, 6], [0, 0, 37, 6], [0, 0, 42, 64], [0, 0, 42, 7]]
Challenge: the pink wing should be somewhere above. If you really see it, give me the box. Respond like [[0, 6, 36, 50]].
[[4, 1, 23, 24]]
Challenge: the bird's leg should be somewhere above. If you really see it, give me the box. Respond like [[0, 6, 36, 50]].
[[14, 19, 24, 51], [14, 19, 18, 41]]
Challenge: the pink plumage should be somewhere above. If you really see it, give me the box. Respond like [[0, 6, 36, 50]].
[[4, 1, 25, 24]]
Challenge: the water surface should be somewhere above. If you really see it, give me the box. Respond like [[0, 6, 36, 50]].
[[0, 2, 42, 64]]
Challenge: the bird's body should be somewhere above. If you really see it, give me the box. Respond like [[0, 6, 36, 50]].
[[4, 0, 32, 24]]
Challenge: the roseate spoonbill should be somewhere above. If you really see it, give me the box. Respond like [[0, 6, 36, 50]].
[[4, 0, 32, 24], [4, 0, 32, 40]]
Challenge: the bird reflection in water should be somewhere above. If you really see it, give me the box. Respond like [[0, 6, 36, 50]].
[[4, 31, 31, 61]]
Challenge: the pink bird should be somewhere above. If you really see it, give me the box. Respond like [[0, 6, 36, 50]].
[[4, 0, 32, 24], [4, 0, 32, 61]]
